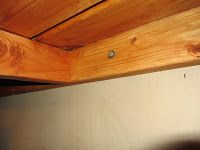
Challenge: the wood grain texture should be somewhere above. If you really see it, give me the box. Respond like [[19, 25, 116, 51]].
[[69, 6, 200, 83], [0, 85, 61, 97], [0, 30, 70, 83], [0, 0, 102, 37], [36, 0, 200, 49]]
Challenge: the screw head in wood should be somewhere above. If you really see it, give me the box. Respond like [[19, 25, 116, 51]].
[[108, 50, 116, 59]]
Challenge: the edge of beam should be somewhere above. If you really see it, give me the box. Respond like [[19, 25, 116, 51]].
[[0, 30, 71, 84]]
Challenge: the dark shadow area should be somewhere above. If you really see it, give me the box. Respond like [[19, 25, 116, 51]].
[[156, 139, 200, 150], [0, 79, 50, 87], [0, 128, 11, 150], [0, 79, 57, 97]]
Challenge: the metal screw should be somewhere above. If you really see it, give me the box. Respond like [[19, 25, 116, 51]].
[[108, 50, 116, 59]]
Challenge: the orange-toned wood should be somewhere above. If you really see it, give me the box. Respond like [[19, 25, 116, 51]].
[[0, 85, 62, 97], [36, 0, 200, 49], [69, 6, 200, 83], [0, 30, 70, 83], [0, 0, 102, 38], [1, 5, 200, 96]]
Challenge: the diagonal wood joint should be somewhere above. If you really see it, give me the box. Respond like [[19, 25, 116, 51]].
[[0, 6, 200, 93]]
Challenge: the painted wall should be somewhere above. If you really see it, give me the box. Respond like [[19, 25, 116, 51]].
[[0, 66, 200, 150]]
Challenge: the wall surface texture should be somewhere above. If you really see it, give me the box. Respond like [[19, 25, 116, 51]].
[[0, 66, 200, 150]]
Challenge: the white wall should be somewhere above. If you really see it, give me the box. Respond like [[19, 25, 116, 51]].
[[0, 66, 200, 150]]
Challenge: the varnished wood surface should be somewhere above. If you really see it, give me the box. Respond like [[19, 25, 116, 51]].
[[0, 30, 70, 83], [37, 0, 200, 49], [1, 2, 200, 96], [1, 6, 200, 96], [0, 0, 102, 38], [69, 6, 200, 83]]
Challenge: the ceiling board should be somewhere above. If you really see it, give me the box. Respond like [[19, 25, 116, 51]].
[[36, 0, 200, 49], [0, 0, 102, 38]]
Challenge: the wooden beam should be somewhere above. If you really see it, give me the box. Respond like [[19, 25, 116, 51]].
[[1, 6, 200, 96], [0, 30, 70, 84], [0, 0, 102, 37], [36, 0, 200, 49], [69, 6, 200, 83]]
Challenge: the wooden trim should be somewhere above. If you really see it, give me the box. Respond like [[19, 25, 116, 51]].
[[0, 30, 70, 84], [69, 6, 200, 83], [36, 0, 200, 49]]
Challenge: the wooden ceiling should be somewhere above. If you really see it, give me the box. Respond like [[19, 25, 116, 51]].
[[0, 0, 200, 96], [1, 0, 200, 49], [0, 0, 102, 37], [36, 0, 200, 49]]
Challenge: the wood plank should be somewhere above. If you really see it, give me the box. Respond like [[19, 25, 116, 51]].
[[68, 6, 200, 83], [0, 85, 62, 97], [0, 30, 70, 83], [1, 5, 200, 96], [0, 0, 102, 38], [36, 0, 200, 49]]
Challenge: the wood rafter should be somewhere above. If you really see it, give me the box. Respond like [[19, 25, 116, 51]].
[[1, 6, 200, 96], [69, 6, 200, 83], [0, 30, 70, 84]]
